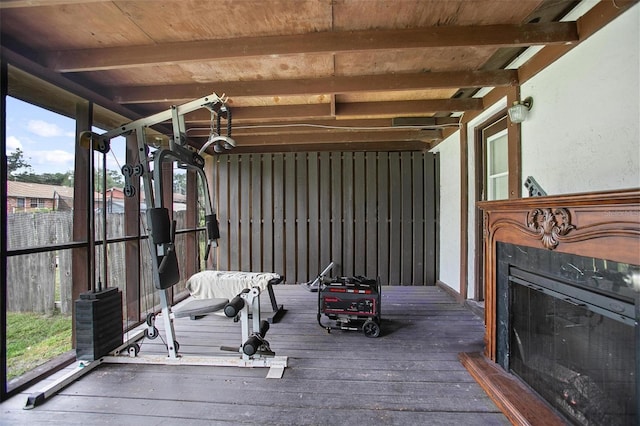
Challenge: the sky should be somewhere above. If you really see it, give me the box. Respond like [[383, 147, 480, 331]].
[[6, 96, 125, 175]]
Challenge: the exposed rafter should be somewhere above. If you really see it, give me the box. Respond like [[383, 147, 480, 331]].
[[221, 129, 439, 144], [44, 22, 578, 72], [111, 70, 517, 104], [175, 98, 481, 123]]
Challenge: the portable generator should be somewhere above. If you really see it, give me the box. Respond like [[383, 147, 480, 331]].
[[317, 275, 381, 338]]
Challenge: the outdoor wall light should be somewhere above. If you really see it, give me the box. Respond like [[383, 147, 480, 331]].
[[508, 96, 533, 124]]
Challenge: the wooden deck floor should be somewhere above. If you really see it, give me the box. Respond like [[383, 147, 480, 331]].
[[1, 285, 509, 425]]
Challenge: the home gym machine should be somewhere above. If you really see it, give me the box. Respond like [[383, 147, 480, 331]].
[[25, 93, 287, 409]]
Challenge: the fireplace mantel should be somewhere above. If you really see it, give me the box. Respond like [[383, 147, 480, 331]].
[[478, 188, 640, 361], [465, 188, 640, 424]]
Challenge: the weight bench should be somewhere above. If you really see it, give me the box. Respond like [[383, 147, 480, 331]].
[[173, 297, 229, 320], [180, 270, 286, 323]]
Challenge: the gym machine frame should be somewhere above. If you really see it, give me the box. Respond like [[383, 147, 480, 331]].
[[25, 94, 287, 409]]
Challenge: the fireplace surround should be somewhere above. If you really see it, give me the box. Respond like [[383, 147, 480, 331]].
[[471, 189, 640, 425]]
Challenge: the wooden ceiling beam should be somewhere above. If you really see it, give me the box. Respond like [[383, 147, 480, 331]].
[[227, 129, 441, 147], [0, 0, 109, 8], [187, 117, 459, 132], [227, 104, 334, 121], [180, 98, 479, 123], [228, 140, 431, 154], [111, 70, 518, 104], [45, 22, 578, 72], [335, 98, 483, 116], [189, 124, 452, 139]]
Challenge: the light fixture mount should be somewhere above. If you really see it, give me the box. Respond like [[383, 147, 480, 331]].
[[508, 96, 533, 124]]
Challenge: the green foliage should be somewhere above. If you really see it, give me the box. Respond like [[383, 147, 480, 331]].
[[174, 172, 186, 195], [94, 168, 125, 192], [7, 148, 33, 177], [6, 312, 72, 380], [13, 171, 73, 186]]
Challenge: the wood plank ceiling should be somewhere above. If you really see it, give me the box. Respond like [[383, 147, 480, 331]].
[[0, 0, 582, 153]]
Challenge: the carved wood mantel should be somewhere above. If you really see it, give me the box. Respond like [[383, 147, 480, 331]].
[[477, 188, 640, 362]]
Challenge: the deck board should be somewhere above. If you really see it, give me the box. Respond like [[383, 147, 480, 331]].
[[1, 285, 509, 425]]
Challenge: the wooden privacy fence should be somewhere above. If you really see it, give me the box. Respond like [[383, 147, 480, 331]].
[[212, 151, 437, 286], [6, 150, 438, 313], [6, 211, 189, 315]]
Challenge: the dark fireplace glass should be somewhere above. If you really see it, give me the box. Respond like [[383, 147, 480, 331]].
[[510, 281, 636, 425]]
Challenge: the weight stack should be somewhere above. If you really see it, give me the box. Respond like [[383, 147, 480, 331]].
[[75, 287, 123, 361]]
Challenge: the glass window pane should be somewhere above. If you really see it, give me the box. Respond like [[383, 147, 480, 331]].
[[489, 132, 508, 175], [6, 97, 76, 250], [510, 283, 636, 424], [489, 174, 508, 200]]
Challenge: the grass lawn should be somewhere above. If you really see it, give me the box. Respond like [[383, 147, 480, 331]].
[[6, 312, 72, 381]]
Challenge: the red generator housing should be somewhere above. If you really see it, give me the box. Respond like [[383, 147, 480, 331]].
[[317, 276, 381, 338]]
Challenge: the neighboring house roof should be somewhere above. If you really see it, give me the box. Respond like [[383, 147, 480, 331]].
[[107, 187, 186, 203], [7, 182, 188, 209], [7, 181, 74, 199]]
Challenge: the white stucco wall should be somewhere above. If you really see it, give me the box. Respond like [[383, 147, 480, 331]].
[[433, 4, 639, 298], [520, 4, 640, 195], [430, 132, 461, 292]]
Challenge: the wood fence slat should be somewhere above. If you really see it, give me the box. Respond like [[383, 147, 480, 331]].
[[250, 154, 262, 271], [262, 154, 274, 272], [377, 152, 390, 284], [412, 153, 425, 285], [272, 154, 285, 277], [307, 152, 319, 280], [401, 152, 413, 285], [318, 152, 332, 273], [330, 152, 343, 276], [388, 152, 401, 285], [240, 154, 252, 271], [354, 152, 366, 275], [365, 152, 378, 278], [296, 153, 308, 283], [342, 152, 354, 277], [284, 153, 297, 281], [228, 155, 240, 271], [216, 155, 230, 270], [59, 247, 73, 314], [425, 152, 437, 286]]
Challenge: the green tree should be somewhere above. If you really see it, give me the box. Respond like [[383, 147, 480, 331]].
[[94, 169, 125, 192], [7, 148, 33, 178], [174, 172, 186, 195], [13, 171, 73, 186]]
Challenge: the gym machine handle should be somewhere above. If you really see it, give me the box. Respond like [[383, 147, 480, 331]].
[[204, 214, 220, 261], [242, 321, 270, 356]]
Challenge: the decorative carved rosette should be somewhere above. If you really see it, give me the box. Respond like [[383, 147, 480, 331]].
[[526, 208, 575, 250]]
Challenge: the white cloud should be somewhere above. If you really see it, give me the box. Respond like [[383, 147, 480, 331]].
[[27, 119, 65, 137], [6, 135, 23, 152], [31, 149, 75, 169]]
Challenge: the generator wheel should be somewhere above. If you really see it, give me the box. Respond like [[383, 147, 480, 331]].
[[363, 320, 381, 338]]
